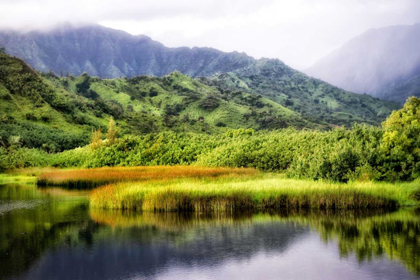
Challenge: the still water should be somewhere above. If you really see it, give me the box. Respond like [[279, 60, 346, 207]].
[[0, 183, 419, 280]]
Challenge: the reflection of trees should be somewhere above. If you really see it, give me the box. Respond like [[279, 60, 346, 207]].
[[1, 183, 419, 280], [90, 208, 420, 276], [0, 184, 45, 200], [304, 210, 420, 275], [0, 184, 90, 280]]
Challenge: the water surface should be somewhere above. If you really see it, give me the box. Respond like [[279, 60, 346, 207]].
[[0, 183, 419, 280]]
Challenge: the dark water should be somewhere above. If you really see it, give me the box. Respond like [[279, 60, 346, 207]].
[[0, 183, 419, 280]]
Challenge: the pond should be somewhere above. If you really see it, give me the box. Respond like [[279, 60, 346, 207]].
[[0, 183, 419, 280]]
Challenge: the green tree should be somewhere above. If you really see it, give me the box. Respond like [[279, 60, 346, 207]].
[[91, 128, 103, 150], [381, 97, 420, 181], [106, 117, 119, 146]]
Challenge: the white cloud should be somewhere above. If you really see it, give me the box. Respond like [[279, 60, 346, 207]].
[[0, 0, 419, 69]]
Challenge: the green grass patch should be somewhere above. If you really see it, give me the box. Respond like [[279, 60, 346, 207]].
[[0, 174, 37, 184], [89, 171, 420, 211]]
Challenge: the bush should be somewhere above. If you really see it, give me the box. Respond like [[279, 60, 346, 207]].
[[149, 87, 159, 97], [0, 122, 89, 151], [0, 147, 50, 170]]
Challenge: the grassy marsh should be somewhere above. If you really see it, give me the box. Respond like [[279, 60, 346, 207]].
[[88, 169, 420, 211]]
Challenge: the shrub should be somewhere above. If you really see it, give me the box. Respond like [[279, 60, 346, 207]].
[[199, 96, 220, 110], [25, 113, 37, 121]]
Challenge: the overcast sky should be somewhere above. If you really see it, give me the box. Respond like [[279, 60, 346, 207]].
[[0, 0, 419, 69]]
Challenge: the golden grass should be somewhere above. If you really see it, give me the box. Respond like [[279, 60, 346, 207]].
[[6, 167, 61, 177], [37, 166, 258, 189]]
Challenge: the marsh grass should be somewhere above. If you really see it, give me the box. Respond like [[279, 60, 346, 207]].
[[90, 174, 420, 211], [37, 166, 258, 189]]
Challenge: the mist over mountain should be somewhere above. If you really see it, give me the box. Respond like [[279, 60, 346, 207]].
[[0, 23, 255, 78], [305, 23, 420, 103]]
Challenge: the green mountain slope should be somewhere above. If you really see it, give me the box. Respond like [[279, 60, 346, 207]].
[[207, 59, 400, 126], [0, 53, 105, 151], [44, 70, 316, 132], [0, 52, 315, 151]]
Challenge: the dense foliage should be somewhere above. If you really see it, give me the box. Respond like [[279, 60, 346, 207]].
[[2, 97, 419, 182]]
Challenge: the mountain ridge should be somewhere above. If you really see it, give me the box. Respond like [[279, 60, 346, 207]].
[[0, 23, 257, 78]]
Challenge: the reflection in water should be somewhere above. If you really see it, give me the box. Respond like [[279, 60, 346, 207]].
[[0, 183, 419, 280]]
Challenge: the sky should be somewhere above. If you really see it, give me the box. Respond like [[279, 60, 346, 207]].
[[0, 0, 419, 69]]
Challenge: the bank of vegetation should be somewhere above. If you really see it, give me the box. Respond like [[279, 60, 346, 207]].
[[2, 97, 419, 184]]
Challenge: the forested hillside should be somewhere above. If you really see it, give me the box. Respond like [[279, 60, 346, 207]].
[[208, 59, 399, 126], [0, 51, 312, 151], [0, 51, 400, 153]]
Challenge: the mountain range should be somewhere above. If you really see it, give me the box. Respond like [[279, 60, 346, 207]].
[[305, 23, 420, 103], [0, 23, 255, 78]]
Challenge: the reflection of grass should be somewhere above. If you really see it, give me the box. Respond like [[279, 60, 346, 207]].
[[0, 183, 90, 200], [90, 209, 255, 230], [38, 187, 91, 198], [89, 208, 387, 230], [90, 172, 420, 210], [38, 166, 257, 189], [0, 184, 46, 200]]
